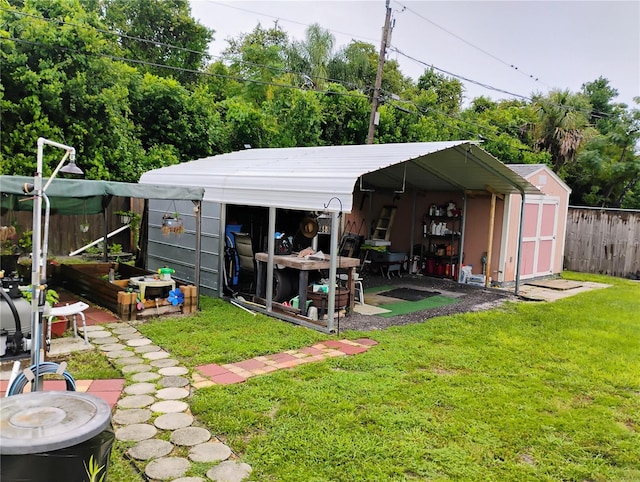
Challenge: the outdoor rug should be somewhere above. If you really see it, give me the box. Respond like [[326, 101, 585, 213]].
[[377, 287, 441, 302]]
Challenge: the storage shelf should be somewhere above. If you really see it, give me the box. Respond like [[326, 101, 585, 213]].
[[422, 208, 463, 280]]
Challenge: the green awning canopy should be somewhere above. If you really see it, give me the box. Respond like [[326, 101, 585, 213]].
[[1, 176, 204, 215]]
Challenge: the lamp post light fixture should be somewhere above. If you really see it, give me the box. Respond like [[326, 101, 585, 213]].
[[26, 137, 83, 390]]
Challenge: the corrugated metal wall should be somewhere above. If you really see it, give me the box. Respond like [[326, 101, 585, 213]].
[[564, 207, 640, 278], [147, 200, 222, 296]]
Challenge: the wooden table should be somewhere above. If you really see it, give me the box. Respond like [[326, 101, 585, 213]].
[[255, 253, 361, 316]]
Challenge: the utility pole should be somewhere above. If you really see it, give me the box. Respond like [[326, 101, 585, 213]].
[[367, 0, 393, 144]]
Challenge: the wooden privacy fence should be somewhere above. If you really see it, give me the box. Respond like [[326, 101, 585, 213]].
[[564, 207, 640, 278]]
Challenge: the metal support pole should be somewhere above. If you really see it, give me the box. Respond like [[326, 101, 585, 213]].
[[265, 207, 276, 312], [326, 211, 340, 332]]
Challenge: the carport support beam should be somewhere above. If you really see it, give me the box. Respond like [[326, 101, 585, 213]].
[[265, 207, 276, 312], [485, 193, 496, 287], [514, 193, 525, 295], [326, 211, 340, 333]]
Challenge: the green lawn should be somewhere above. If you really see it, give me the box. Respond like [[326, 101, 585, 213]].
[[80, 272, 639, 481]]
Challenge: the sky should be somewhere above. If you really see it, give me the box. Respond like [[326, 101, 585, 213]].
[[188, 0, 639, 108]]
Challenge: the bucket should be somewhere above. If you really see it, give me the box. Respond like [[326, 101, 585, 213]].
[[290, 296, 312, 311]]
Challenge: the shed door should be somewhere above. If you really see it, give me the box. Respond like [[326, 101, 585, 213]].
[[520, 196, 559, 278]]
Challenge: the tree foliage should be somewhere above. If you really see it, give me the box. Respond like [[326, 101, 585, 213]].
[[1, 0, 638, 207]]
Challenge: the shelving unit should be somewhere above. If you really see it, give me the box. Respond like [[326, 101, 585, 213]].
[[422, 213, 462, 279]]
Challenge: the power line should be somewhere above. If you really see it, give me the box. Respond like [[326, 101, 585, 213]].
[[394, 0, 550, 88], [2, 36, 370, 101], [2, 5, 617, 122], [201, 0, 381, 45], [0, 6, 366, 93]]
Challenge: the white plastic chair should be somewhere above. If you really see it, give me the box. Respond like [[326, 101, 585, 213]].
[[338, 272, 365, 305], [47, 301, 89, 344]]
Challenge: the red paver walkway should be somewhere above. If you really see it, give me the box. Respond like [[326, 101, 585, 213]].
[[0, 378, 126, 408], [193, 339, 378, 388]]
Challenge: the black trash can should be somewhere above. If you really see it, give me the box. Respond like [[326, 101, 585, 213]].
[[0, 391, 114, 482]]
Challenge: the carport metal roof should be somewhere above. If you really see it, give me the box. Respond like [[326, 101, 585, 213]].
[[139, 141, 541, 212]]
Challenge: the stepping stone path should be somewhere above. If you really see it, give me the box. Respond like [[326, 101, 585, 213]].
[[84, 323, 378, 481]]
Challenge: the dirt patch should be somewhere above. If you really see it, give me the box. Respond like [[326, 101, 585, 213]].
[[335, 274, 516, 332]]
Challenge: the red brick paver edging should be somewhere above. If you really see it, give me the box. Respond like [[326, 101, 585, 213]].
[[193, 338, 378, 389]]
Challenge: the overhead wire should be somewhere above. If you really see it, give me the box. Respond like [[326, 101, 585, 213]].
[[3, 36, 371, 101], [394, 0, 550, 88], [2, 5, 619, 129], [0, 6, 367, 92], [2, 5, 615, 119]]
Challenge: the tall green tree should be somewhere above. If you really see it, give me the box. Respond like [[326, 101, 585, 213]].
[[93, 0, 213, 85], [563, 80, 640, 207], [224, 24, 289, 104]]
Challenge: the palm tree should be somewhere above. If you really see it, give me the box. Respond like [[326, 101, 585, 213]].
[[531, 90, 594, 172]]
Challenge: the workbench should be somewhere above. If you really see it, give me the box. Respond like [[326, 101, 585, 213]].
[[255, 253, 360, 316]]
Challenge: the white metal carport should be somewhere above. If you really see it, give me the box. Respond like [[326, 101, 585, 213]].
[[140, 141, 540, 332]]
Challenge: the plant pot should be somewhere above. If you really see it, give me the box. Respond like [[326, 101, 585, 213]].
[[119, 215, 131, 224], [50, 317, 69, 338], [0, 254, 20, 274]]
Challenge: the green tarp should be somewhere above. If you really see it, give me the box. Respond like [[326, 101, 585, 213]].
[[1, 176, 204, 215]]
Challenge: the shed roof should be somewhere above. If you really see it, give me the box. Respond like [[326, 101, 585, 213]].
[[508, 164, 572, 193], [140, 141, 541, 212]]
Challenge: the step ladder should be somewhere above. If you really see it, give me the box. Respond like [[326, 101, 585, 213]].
[[371, 206, 397, 241]]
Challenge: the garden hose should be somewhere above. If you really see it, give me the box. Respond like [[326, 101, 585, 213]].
[[6, 361, 76, 396]]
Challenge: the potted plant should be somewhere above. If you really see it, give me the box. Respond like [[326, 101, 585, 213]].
[[161, 212, 184, 236], [1, 225, 20, 273], [115, 210, 141, 251], [115, 210, 132, 224], [22, 288, 68, 337]]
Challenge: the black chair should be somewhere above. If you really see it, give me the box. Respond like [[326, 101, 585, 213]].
[[233, 232, 256, 293]]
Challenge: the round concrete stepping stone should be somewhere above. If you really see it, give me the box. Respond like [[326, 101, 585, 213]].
[[159, 366, 188, 376], [170, 427, 211, 446], [118, 394, 155, 409], [105, 349, 133, 359], [159, 376, 189, 388], [115, 423, 157, 442], [115, 356, 145, 366], [174, 478, 205, 482], [128, 439, 174, 461], [112, 326, 138, 334], [156, 387, 190, 400], [100, 343, 127, 351], [143, 351, 170, 360], [91, 336, 119, 345], [154, 412, 194, 430], [107, 322, 129, 329], [125, 382, 157, 396], [86, 330, 112, 339], [151, 358, 179, 368], [135, 344, 161, 353], [121, 363, 153, 374], [150, 400, 189, 413], [206, 461, 252, 482], [113, 408, 152, 425], [132, 371, 161, 383], [118, 333, 144, 341], [83, 325, 106, 332], [189, 442, 232, 463], [145, 456, 190, 480], [127, 337, 152, 347]]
